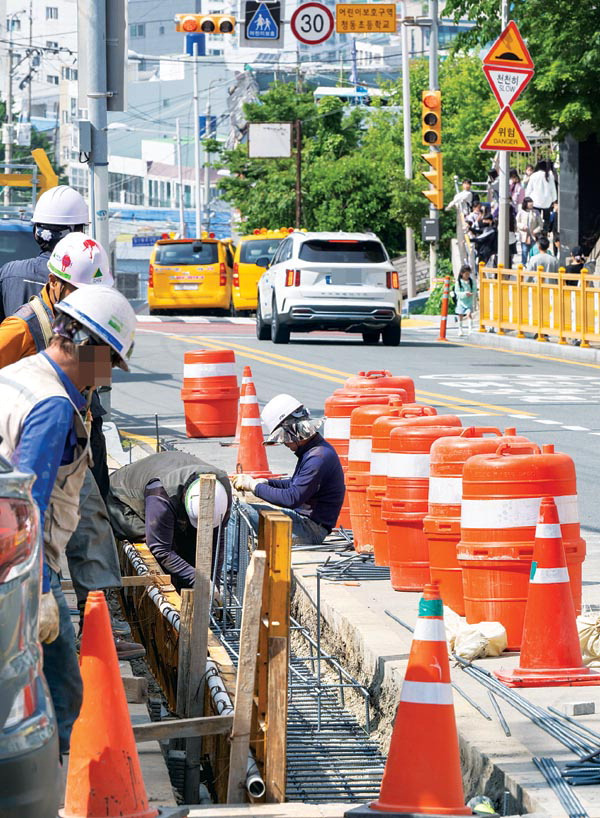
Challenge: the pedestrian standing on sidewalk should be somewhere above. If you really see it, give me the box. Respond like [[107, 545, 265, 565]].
[[526, 160, 557, 230], [454, 265, 475, 336], [0, 286, 136, 755], [517, 197, 542, 265]]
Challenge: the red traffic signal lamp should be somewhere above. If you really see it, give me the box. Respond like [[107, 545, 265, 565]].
[[421, 90, 441, 146], [421, 152, 443, 210], [175, 13, 235, 34]]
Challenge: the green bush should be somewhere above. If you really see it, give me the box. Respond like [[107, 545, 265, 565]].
[[423, 270, 455, 315]]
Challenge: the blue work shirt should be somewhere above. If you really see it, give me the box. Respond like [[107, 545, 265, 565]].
[[12, 351, 86, 592], [254, 433, 345, 531], [0, 252, 49, 321]]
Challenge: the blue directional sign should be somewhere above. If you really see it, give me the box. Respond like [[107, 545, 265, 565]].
[[245, 1, 280, 39]]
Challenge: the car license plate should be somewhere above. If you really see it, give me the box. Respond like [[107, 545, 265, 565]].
[[174, 284, 198, 290]]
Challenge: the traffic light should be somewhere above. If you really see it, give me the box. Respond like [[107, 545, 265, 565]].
[[421, 152, 443, 210], [421, 90, 441, 146], [175, 13, 235, 34]]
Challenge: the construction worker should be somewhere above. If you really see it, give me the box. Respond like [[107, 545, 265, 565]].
[[232, 394, 345, 543], [106, 451, 232, 591], [0, 285, 136, 755], [0, 233, 143, 659], [0, 185, 89, 321]]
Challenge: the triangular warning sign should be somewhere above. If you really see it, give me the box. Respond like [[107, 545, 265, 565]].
[[247, 2, 279, 39], [480, 106, 531, 153], [483, 21, 534, 70], [483, 64, 534, 108]]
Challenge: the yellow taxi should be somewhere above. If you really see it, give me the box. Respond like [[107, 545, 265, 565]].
[[231, 227, 295, 313], [148, 232, 235, 315]]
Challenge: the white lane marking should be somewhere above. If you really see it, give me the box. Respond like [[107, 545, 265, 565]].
[[562, 425, 590, 431], [531, 419, 562, 424], [137, 315, 254, 324]]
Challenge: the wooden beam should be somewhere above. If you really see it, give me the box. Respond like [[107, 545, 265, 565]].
[[227, 550, 267, 804], [61, 574, 170, 593], [133, 713, 233, 743], [176, 589, 193, 717]]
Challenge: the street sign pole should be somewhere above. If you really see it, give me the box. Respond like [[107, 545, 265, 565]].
[[428, 0, 439, 288], [192, 42, 202, 238], [401, 1, 415, 299], [497, 0, 510, 268]]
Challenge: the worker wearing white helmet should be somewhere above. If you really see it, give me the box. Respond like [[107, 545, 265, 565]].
[[232, 393, 345, 544], [0, 185, 90, 321], [0, 284, 136, 755]]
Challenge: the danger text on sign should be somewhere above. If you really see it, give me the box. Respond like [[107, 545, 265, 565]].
[[480, 106, 531, 153]]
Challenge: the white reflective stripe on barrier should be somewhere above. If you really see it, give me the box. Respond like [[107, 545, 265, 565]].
[[535, 523, 562, 539], [241, 418, 262, 426], [183, 362, 236, 378], [387, 452, 430, 479], [461, 495, 579, 529], [239, 396, 258, 404], [428, 476, 463, 505], [348, 438, 372, 463], [531, 566, 570, 584], [370, 452, 388, 476], [400, 680, 453, 706], [323, 417, 351, 440], [413, 618, 446, 642]]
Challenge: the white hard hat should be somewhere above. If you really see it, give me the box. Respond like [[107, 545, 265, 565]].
[[47, 233, 113, 288], [185, 479, 229, 528], [261, 393, 304, 436], [32, 185, 89, 226], [54, 285, 135, 370]]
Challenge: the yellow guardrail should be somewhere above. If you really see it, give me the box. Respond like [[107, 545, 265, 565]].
[[478, 263, 600, 347]]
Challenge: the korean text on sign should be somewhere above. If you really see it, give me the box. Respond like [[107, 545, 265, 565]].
[[335, 3, 396, 33]]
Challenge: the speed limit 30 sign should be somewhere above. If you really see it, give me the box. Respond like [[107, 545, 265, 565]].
[[290, 2, 335, 45]]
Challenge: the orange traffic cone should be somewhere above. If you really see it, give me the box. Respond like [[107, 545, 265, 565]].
[[234, 365, 254, 443], [348, 584, 469, 817], [495, 497, 600, 688], [235, 378, 273, 478], [61, 592, 158, 818]]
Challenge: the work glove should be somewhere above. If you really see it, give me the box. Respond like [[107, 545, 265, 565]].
[[232, 474, 267, 493], [39, 591, 60, 644]]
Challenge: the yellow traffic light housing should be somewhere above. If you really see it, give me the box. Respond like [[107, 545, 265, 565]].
[[421, 90, 441, 146], [421, 152, 443, 210], [175, 13, 235, 33]]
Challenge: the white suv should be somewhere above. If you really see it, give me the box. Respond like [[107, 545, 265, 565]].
[[256, 231, 402, 345]]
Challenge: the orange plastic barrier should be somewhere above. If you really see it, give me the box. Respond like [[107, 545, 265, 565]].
[[423, 426, 526, 615], [181, 348, 239, 438], [496, 497, 600, 688], [344, 370, 416, 403], [368, 584, 469, 816], [236, 377, 273, 478], [382, 425, 464, 591], [324, 389, 408, 529], [367, 411, 459, 566], [62, 592, 158, 818], [458, 442, 586, 650]]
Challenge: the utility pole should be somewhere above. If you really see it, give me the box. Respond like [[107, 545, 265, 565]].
[[428, 0, 439, 286], [401, 3, 416, 300], [350, 38, 358, 85], [4, 44, 13, 206], [176, 117, 185, 238], [295, 119, 302, 228], [192, 43, 202, 237], [204, 86, 211, 232], [497, 0, 510, 267], [27, 0, 32, 121], [87, 0, 109, 250]]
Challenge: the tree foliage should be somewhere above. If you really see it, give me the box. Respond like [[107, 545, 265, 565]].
[[444, 0, 600, 140]]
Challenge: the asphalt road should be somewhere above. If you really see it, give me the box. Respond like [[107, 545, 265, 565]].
[[110, 315, 600, 532]]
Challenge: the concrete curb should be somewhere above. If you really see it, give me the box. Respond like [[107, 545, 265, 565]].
[[466, 330, 600, 363]]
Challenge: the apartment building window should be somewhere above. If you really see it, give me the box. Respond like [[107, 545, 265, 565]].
[[129, 23, 146, 38], [159, 25, 165, 35], [47, 74, 59, 85], [7, 18, 21, 32], [46, 7, 58, 19], [61, 67, 78, 80]]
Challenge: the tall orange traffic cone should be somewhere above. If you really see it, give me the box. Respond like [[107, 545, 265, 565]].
[[235, 378, 273, 477], [495, 497, 600, 688], [61, 592, 158, 818], [347, 584, 469, 817], [234, 365, 254, 442]]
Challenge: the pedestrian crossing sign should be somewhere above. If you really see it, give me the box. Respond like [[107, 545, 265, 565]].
[[247, 2, 279, 38], [480, 106, 531, 153]]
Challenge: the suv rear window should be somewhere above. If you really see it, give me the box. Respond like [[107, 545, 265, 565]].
[[240, 238, 282, 264], [298, 239, 386, 263], [155, 242, 218, 265]]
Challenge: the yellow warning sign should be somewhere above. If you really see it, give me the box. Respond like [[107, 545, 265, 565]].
[[483, 21, 534, 70], [335, 4, 396, 33], [480, 106, 531, 152]]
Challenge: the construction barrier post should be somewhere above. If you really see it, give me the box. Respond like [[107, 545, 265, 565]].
[[437, 275, 450, 342]]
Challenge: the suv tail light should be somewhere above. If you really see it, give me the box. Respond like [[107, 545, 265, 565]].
[[233, 262, 239, 287], [386, 270, 399, 289], [285, 269, 301, 287], [0, 497, 37, 583], [148, 263, 154, 288], [219, 262, 227, 286]]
